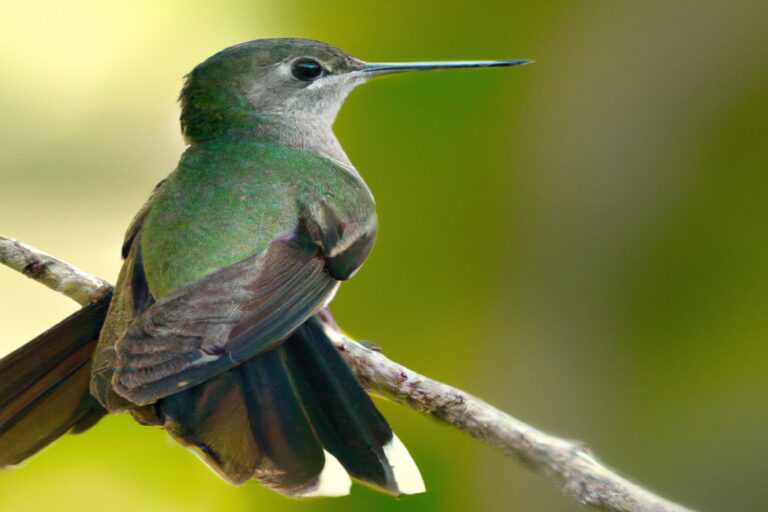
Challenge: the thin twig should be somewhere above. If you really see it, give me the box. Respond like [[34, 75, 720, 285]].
[[0, 236, 694, 512], [0, 236, 111, 306]]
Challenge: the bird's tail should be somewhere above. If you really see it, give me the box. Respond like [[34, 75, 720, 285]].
[[157, 314, 425, 497], [0, 295, 110, 468]]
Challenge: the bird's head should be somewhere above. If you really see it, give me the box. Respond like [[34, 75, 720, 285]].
[[180, 38, 530, 143]]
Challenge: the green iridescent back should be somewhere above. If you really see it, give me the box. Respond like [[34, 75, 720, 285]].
[[140, 137, 375, 299]]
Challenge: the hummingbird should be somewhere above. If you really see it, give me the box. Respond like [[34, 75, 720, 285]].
[[0, 38, 529, 497]]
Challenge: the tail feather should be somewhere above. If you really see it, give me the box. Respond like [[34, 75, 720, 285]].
[[157, 313, 424, 497], [0, 299, 424, 496], [159, 369, 262, 483], [158, 343, 351, 497], [284, 318, 399, 493], [241, 347, 350, 496], [0, 296, 110, 468]]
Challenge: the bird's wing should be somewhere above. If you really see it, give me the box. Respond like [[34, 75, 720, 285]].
[[90, 178, 169, 410], [112, 202, 375, 406]]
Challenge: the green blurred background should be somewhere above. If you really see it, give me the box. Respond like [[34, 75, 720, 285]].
[[1, 1, 766, 511]]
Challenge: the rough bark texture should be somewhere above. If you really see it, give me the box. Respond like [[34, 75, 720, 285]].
[[0, 237, 111, 306], [0, 235, 694, 512]]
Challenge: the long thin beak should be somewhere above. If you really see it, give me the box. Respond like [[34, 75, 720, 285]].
[[362, 59, 532, 76]]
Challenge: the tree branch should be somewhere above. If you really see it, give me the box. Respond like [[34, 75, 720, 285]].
[[0, 237, 111, 306], [0, 235, 694, 512]]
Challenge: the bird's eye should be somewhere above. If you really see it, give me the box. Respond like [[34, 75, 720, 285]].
[[291, 58, 325, 82]]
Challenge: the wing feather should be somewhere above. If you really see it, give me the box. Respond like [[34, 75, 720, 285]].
[[112, 223, 338, 405]]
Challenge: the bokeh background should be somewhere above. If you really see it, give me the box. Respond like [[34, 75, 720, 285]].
[[1, 1, 766, 511]]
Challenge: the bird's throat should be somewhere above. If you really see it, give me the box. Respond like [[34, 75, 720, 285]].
[[195, 113, 355, 172]]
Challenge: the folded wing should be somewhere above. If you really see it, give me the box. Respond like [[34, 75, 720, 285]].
[[113, 223, 339, 405]]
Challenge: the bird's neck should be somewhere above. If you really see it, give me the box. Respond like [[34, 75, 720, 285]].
[[189, 113, 355, 171], [258, 115, 354, 170]]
